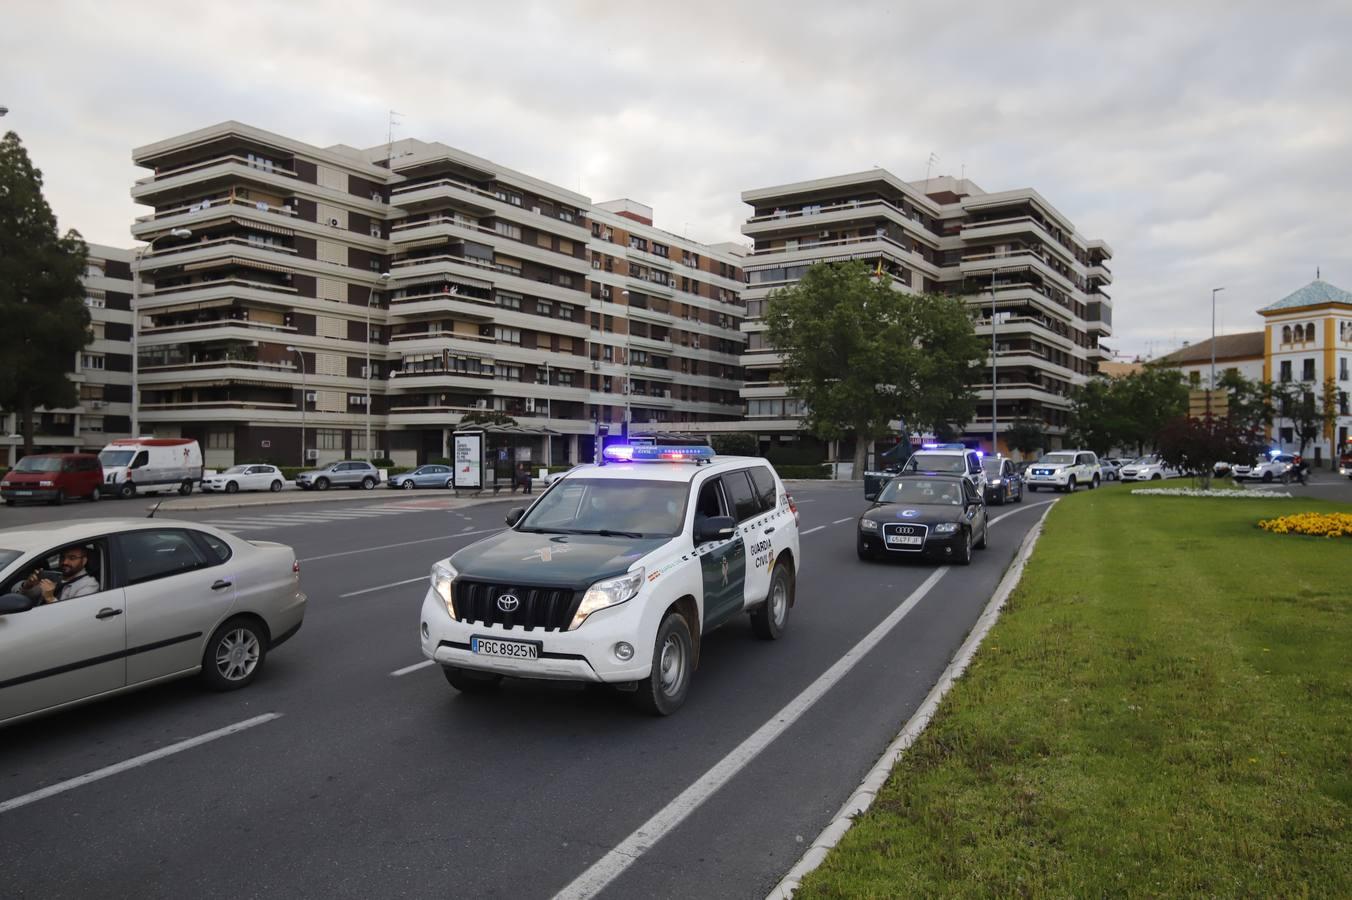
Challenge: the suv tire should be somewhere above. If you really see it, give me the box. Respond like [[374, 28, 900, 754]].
[[315, 477, 330, 491], [1064, 476, 1077, 493], [634, 611, 694, 716], [1091, 475, 1100, 489], [751, 563, 792, 640], [362, 476, 376, 490], [443, 666, 503, 693]]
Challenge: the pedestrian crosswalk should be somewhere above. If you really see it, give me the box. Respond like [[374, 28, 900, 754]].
[[202, 504, 438, 533]]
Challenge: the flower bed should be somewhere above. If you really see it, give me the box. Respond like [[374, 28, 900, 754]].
[[1130, 487, 1292, 499], [1257, 512, 1352, 538]]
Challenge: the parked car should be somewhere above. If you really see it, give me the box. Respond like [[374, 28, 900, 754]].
[[1, 453, 103, 506], [1119, 455, 1181, 482], [295, 460, 380, 491], [98, 438, 203, 499], [1232, 454, 1296, 483], [201, 464, 286, 494], [0, 518, 306, 727], [981, 456, 1023, 505], [1099, 458, 1124, 481], [388, 464, 455, 490]]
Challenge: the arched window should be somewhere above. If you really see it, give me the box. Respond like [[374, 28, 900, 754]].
[[1305, 323, 1316, 342], [1282, 325, 1292, 343]]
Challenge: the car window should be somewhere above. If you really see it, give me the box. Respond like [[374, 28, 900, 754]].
[[964, 481, 980, 504], [192, 531, 233, 564], [905, 453, 966, 474], [968, 454, 982, 474], [518, 478, 688, 537], [131, 451, 150, 469], [748, 467, 777, 510], [721, 471, 760, 522], [120, 530, 209, 585], [693, 478, 729, 521], [878, 478, 961, 505], [0, 549, 20, 571]]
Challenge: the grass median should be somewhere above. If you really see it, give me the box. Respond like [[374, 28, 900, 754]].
[[798, 486, 1351, 897]]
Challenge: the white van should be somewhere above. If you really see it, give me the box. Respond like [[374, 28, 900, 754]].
[[98, 438, 204, 499]]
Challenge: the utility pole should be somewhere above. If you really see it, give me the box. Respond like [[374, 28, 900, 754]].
[[991, 268, 999, 454]]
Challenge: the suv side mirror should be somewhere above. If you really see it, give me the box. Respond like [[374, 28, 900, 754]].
[[505, 507, 525, 527], [695, 515, 736, 544], [0, 592, 35, 615]]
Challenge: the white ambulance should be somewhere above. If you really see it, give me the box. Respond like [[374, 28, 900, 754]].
[[98, 438, 204, 499]]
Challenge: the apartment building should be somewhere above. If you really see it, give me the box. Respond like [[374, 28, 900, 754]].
[[586, 200, 745, 430], [734, 171, 1112, 456], [129, 122, 743, 469], [2, 243, 134, 465]]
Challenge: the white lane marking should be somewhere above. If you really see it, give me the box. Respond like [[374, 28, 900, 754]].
[[391, 659, 436, 677], [554, 568, 950, 900], [339, 576, 429, 598], [301, 528, 499, 563], [989, 498, 1056, 526], [801, 525, 827, 536], [771, 501, 1058, 897], [0, 713, 281, 816], [832, 517, 853, 524]]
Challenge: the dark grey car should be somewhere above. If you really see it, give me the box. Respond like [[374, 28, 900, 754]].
[[295, 461, 380, 491]]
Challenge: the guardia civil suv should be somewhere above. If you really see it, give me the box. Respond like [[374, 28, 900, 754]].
[[419, 445, 801, 715], [1025, 450, 1101, 493]]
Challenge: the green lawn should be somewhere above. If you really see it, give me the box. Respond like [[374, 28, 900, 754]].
[[798, 487, 1351, 898]]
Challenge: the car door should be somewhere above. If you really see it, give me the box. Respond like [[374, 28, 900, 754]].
[[721, 470, 769, 611], [246, 466, 271, 490], [0, 540, 127, 723], [745, 465, 788, 602], [963, 479, 987, 539], [115, 528, 237, 685], [692, 475, 746, 630]]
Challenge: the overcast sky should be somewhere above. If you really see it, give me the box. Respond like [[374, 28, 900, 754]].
[[5, 0, 1350, 359]]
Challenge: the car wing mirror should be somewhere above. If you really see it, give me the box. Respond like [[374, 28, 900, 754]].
[[0, 592, 36, 615], [864, 488, 879, 502], [695, 515, 736, 544], [505, 507, 525, 527]]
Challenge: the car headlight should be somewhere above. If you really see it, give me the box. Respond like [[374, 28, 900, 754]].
[[990, 479, 1001, 485], [430, 560, 458, 618], [860, 519, 878, 531], [570, 569, 644, 631], [933, 523, 959, 534]]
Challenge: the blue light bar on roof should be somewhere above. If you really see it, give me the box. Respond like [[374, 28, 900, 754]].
[[602, 444, 716, 462], [921, 443, 967, 450]]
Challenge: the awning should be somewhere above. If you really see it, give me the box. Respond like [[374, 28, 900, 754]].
[[230, 216, 294, 237], [183, 256, 294, 275], [140, 296, 238, 314]]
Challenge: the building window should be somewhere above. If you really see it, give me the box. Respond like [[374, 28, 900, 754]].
[[1340, 357, 1349, 381], [349, 395, 368, 406], [494, 221, 522, 240], [556, 273, 574, 289], [493, 326, 521, 345], [1188, 371, 1201, 386], [1303, 359, 1316, 381], [316, 429, 343, 450], [207, 428, 234, 450], [537, 300, 552, 318], [1279, 360, 1292, 382], [496, 291, 522, 310], [85, 293, 106, 309], [557, 371, 573, 387], [84, 417, 104, 433], [495, 365, 522, 382], [1305, 323, 1316, 342], [81, 353, 105, 371]]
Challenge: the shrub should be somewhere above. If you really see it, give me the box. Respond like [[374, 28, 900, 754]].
[[710, 432, 760, 457], [771, 463, 831, 479]]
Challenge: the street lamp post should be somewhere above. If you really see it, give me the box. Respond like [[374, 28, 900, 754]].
[[543, 360, 552, 467], [990, 268, 999, 455], [130, 227, 192, 438], [371, 272, 392, 462], [286, 345, 307, 466], [1210, 287, 1226, 391]]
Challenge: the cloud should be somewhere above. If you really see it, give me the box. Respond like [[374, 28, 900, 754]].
[[4, 0, 1351, 359]]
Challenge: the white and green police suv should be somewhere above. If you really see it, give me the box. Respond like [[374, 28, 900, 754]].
[[419, 445, 801, 715]]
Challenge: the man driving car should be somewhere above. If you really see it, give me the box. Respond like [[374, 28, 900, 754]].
[[19, 546, 98, 605]]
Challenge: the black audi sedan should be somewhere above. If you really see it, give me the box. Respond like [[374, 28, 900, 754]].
[[857, 474, 989, 565]]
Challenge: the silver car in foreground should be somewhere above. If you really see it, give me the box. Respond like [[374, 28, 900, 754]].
[[0, 518, 306, 728]]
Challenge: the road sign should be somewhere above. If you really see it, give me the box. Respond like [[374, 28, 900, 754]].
[[1188, 389, 1228, 418]]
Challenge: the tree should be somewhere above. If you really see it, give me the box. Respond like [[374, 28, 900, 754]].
[[765, 261, 984, 474], [1155, 415, 1262, 489], [710, 432, 759, 456], [1068, 377, 1125, 455], [1275, 383, 1322, 455], [1216, 370, 1276, 435], [0, 131, 90, 455], [1005, 416, 1047, 458], [1116, 366, 1189, 455]]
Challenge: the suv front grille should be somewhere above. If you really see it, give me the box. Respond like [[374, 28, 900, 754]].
[[452, 580, 583, 632]]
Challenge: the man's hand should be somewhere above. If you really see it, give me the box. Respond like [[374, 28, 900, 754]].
[[38, 579, 58, 603], [21, 569, 41, 589]]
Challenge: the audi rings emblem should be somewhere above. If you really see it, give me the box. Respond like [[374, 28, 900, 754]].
[[496, 594, 521, 613]]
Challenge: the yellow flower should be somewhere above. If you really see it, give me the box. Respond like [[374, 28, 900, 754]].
[[1257, 512, 1352, 538]]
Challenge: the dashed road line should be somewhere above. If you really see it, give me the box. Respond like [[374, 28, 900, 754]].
[[339, 576, 429, 598], [391, 660, 436, 677]]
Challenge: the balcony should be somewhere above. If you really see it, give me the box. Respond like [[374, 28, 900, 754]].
[[743, 197, 933, 239], [959, 250, 1078, 296], [389, 178, 588, 238], [132, 195, 299, 240]]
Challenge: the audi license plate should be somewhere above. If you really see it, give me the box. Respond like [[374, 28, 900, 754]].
[[470, 636, 540, 660], [15, 491, 32, 496], [886, 534, 923, 546]]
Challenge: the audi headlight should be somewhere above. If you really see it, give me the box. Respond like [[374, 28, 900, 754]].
[[934, 523, 959, 534], [570, 569, 644, 631], [430, 560, 458, 617], [860, 519, 878, 531]]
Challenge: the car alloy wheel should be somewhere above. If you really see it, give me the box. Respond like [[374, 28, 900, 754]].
[[315, 478, 330, 491], [402, 480, 415, 490], [202, 618, 268, 691], [362, 477, 376, 490], [225, 481, 239, 494], [1065, 476, 1077, 493], [270, 480, 283, 492], [88, 486, 100, 502], [445, 478, 455, 490], [957, 528, 973, 565]]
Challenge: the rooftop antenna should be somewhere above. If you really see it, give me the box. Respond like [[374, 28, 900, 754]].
[[1317, 266, 1321, 280], [146, 500, 162, 519], [924, 152, 939, 187], [385, 109, 403, 166]]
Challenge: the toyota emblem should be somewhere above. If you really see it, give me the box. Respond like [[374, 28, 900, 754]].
[[496, 593, 520, 613]]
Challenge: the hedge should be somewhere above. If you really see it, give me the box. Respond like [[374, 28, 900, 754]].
[[771, 463, 832, 479]]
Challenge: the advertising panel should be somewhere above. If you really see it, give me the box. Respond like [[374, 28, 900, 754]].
[[453, 431, 483, 488]]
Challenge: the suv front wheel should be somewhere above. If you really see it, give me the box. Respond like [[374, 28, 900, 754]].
[[361, 476, 376, 490], [634, 611, 694, 716]]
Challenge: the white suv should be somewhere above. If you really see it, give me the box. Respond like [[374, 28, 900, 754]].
[[419, 446, 802, 715], [1119, 455, 1180, 482], [1025, 450, 1101, 493]]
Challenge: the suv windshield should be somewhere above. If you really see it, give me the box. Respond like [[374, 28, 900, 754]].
[[1129, 456, 1158, 466], [981, 459, 1005, 476], [904, 453, 966, 474], [13, 457, 63, 473], [518, 478, 688, 538], [879, 478, 963, 505], [99, 450, 135, 467], [1041, 453, 1077, 466]]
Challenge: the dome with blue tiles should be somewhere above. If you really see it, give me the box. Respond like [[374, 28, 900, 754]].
[[1258, 279, 1352, 313]]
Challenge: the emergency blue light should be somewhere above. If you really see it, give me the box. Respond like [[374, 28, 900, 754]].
[[921, 443, 966, 450], [602, 444, 716, 462]]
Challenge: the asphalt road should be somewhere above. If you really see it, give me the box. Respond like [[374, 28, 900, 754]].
[[1, 481, 1058, 899]]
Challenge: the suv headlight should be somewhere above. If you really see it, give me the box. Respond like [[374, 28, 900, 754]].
[[860, 519, 878, 531], [430, 560, 458, 617], [934, 523, 959, 534], [570, 569, 644, 630]]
